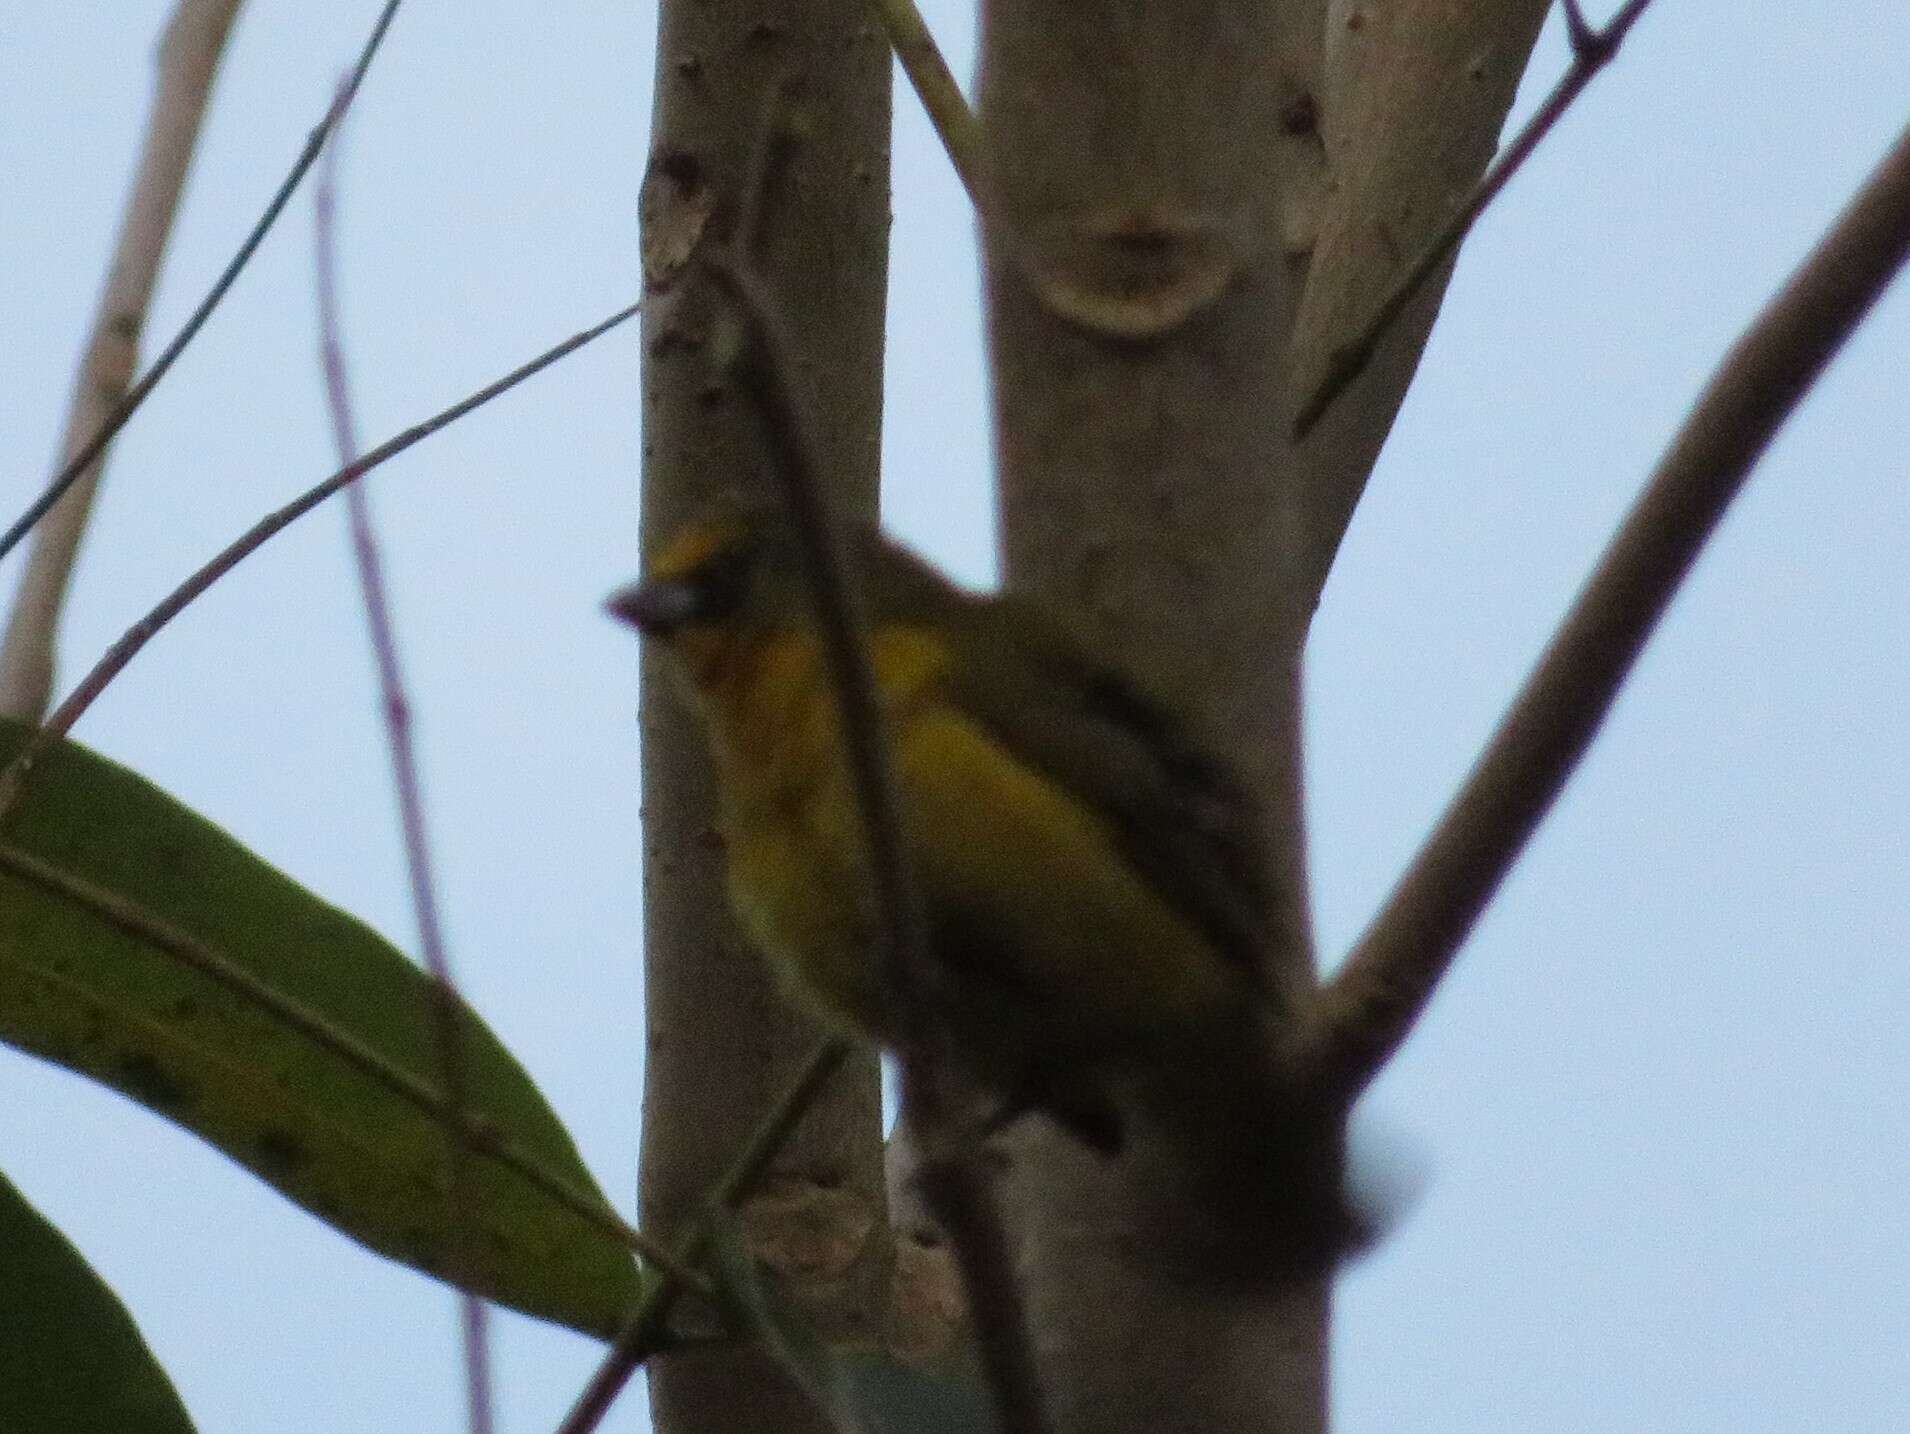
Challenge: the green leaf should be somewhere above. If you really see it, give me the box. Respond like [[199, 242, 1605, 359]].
[[711, 1220, 996, 1434], [0, 721, 641, 1336], [0, 1168, 196, 1434]]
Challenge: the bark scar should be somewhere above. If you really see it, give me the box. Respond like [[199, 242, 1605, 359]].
[[1019, 206, 1238, 341], [640, 148, 715, 291]]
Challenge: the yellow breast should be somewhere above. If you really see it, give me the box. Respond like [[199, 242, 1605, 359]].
[[700, 624, 951, 1041]]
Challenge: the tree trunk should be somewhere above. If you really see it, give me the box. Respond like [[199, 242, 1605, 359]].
[[981, 4, 1323, 1425], [636, 0, 1550, 1425], [977, 2, 1547, 1429], [636, 4, 891, 1432]]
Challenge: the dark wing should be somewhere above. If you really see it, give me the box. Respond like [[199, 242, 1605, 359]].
[[941, 591, 1275, 977]]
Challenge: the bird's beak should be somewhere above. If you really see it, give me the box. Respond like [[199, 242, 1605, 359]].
[[606, 576, 704, 636]]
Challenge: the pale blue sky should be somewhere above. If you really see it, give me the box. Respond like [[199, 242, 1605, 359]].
[[2, 4, 1906, 1430]]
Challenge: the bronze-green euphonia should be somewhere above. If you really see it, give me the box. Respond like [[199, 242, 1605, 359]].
[[609, 498, 1307, 1166]]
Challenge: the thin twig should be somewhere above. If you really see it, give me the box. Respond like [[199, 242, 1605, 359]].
[[704, 252, 1050, 1434], [1291, 0, 1657, 440], [0, 0, 244, 721], [557, 91, 975, 1434], [313, 108, 493, 1434], [1559, 0, 1596, 55], [555, 1039, 852, 1434], [701, 268, 933, 1030], [1303, 114, 1910, 1104], [716, 80, 1042, 1413], [722, 99, 928, 1019], [0, 840, 701, 1289], [863, 0, 984, 207], [0, 0, 406, 570], [0, 296, 643, 820]]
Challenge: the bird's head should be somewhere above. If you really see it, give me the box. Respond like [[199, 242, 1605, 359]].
[[612, 495, 944, 679], [606, 497, 803, 689], [609, 494, 972, 699]]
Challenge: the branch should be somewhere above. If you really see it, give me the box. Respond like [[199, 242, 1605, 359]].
[[312, 110, 493, 1434], [0, 0, 405, 580], [703, 258, 934, 1022], [1291, 0, 1657, 440], [712, 117, 1044, 1425], [0, 840, 698, 1287], [0, 296, 642, 820], [556, 1040, 853, 1434], [863, 0, 983, 207], [635, 12, 894, 1434], [1286, 0, 1551, 613], [704, 248, 1050, 1434], [0, 0, 245, 719], [1303, 114, 1910, 1104]]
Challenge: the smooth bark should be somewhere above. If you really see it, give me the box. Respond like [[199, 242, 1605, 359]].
[[636, 4, 892, 1432], [975, 3, 1551, 1430], [1292, 0, 1552, 610], [980, 4, 1323, 1429]]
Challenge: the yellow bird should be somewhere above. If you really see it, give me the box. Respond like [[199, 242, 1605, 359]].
[[609, 497, 1304, 1166]]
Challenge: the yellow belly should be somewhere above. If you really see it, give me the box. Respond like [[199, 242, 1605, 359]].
[[704, 624, 1241, 1067], [723, 770, 892, 1039], [706, 629, 906, 1040]]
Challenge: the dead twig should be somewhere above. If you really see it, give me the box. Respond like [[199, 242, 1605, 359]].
[[555, 1040, 852, 1434], [701, 244, 1049, 1434]]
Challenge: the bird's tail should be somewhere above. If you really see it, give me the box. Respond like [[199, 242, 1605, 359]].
[[1119, 1012, 1383, 1282]]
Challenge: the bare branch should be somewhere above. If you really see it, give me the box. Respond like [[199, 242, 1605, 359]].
[[0, 0, 405, 574], [0, 0, 244, 719], [979, 5, 1334, 1427], [864, 0, 984, 206], [312, 109, 493, 1434], [704, 258, 935, 1019], [704, 251, 1050, 1434], [1291, 0, 1658, 441], [1304, 114, 1910, 1105], [0, 297, 642, 820]]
